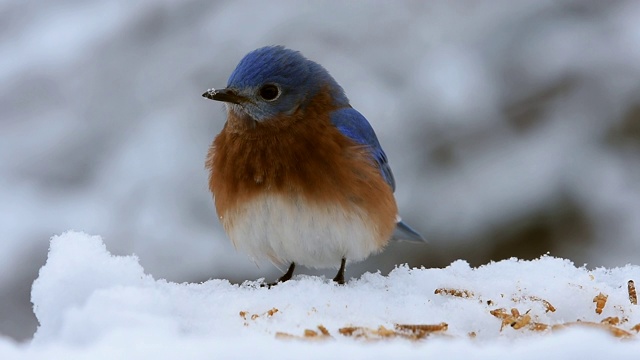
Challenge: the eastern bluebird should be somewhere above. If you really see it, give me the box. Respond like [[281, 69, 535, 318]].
[[203, 46, 424, 285]]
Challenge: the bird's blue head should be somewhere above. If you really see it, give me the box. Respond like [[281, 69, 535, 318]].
[[203, 46, 349, 122]]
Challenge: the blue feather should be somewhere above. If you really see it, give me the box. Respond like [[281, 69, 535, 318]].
[[226, 46, 349, 122], [330, 107, 425, 242], [330, 107, 396, 191]]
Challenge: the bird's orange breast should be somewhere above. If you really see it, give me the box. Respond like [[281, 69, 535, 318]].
[[206, 89, 397, 248]]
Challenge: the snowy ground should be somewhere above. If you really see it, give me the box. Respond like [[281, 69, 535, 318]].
[[1, 231, 638, 358]]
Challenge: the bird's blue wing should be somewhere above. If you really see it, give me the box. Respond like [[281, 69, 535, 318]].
[[330, 107, 396, 191], [330, 107, 426, 243]]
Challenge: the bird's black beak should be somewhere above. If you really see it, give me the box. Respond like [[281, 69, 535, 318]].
[[202, 88, 244, 105]]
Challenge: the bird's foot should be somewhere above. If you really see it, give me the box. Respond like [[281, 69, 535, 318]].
[[332, 258, 346, 285], [261, 262, 295, 288]]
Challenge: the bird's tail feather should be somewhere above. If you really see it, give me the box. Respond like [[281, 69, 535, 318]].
[[392, 219, 426, 243]]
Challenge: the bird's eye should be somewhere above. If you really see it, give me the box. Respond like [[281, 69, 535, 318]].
[[258, 84, 280, 101]]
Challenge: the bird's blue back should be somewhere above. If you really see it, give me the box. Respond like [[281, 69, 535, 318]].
[[330, 108, 396, 191], [330, 98, 424, 242]]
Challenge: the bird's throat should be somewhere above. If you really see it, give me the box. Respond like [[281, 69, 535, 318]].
[[226, 108, 257, 133]]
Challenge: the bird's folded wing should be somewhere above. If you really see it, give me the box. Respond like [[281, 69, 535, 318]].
[[330, 107, 396, 191]]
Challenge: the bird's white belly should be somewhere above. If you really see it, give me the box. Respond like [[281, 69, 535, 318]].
[[221, 194, 381, 269]]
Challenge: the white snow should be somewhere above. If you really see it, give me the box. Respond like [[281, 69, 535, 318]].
[[1, 231, 639, 358]]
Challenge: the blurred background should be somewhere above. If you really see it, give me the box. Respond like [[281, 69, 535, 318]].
[[2, 0, 640, 342]]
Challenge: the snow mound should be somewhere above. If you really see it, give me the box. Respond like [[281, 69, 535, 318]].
[[6, 231, 640, 357]]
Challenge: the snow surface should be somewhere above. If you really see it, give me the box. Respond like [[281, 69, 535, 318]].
[[1, 231, 639, 358]]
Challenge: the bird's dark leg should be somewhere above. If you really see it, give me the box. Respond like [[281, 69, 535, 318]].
[[277, 262, 296, 283], [333, 258, 346, 285], [263, 262, 296, 288]]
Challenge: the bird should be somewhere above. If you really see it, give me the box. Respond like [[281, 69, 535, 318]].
[[202, 46, 424, 285]]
